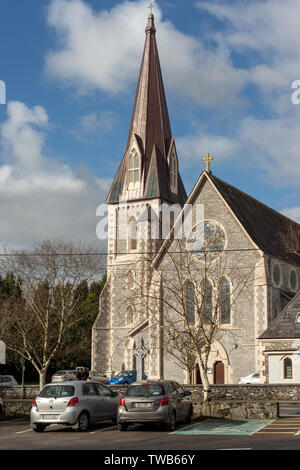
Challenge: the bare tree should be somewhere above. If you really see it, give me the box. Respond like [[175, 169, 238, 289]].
[[0, 239, 102, 388], [279, 222, 300, 258]]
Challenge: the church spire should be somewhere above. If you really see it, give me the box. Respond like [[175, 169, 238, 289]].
[[125, 11, 171, 165], [106, 12, 187, 205]]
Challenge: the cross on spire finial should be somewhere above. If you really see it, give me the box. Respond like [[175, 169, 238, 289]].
[[148, 0, 155, 15], [203, 153, 214, 173]]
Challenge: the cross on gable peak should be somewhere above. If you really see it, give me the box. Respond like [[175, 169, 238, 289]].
[[203, 153, 214, 173]]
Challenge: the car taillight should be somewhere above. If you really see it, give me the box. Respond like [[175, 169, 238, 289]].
[[33, 398, 38, 408], [67, 397, 79, 407], [120, 398, 126, 406], [160, 397, 170, 406]]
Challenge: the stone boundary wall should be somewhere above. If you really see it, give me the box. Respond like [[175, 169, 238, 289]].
[[3, 383, 300, 401], [1, 384, 300, 420]]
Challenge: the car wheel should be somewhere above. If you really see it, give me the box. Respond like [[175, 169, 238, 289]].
[[186, 406, 193, 424], [33, 424, 46, 432], [164, 412, 176, 432], [118, 423, 128, 431], [76, 412, 90, 432]]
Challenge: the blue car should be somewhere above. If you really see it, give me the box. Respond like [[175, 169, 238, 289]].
[[108, 370, 146, 385]]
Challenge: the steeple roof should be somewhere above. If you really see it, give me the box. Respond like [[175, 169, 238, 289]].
[[106, 14, 187, 205]]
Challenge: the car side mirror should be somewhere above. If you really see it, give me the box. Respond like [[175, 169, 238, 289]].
[[111, 391, 119, 397]]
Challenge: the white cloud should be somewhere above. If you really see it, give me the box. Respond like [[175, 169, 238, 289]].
[[197, 0, 300, 106], [174, 0, 300, 188], [0, 101, 109, 248], [45, 0, 249, 108], [177, 105, 300, 187], [177, 130, 241, 167], [71, 110, 118, 142], [282, 207, 300, 223]]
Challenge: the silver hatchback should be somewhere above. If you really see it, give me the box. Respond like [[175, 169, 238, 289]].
[[30, 381, 119, 432], [117, 381, 193, 432]]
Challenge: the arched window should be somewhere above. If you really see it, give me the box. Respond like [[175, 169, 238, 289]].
[[169, 152, 178, 192], [283, 357, 293, 379], [126, 271, 135, 290], [220, 278, 231, 324], [184, 281, 195, 325], [126, 306, 134, 327], [129, 218, 138, 251], [202, 279, 213, 324], [128, 149, 140, 189]]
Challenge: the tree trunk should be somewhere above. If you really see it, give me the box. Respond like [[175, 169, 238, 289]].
[[39, 370, 47, 391], [198, 360, 210, 402]]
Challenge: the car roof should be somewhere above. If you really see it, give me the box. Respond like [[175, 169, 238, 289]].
[[45, 380, 107, 386], [128, 380, 171, 386]]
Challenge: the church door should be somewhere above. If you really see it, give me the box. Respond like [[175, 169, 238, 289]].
[[195, 364, 202, 384], [213, 361, 225, 384]]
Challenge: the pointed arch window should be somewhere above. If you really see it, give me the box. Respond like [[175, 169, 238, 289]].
[[220, 278, 231, 324], [184, 280, 195, 325], [202, 279, 213, 325], [126, 306, 134, 327], [169, 152, 178, 193], [283, 357, 293, 379], [128, 149, 140, 189], [126, 270, 135, 290]]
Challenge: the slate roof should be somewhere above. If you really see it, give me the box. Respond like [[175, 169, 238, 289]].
[[106, 14, 187, 206], [208, 173, 300, 266], [259, 290, 300, 340]]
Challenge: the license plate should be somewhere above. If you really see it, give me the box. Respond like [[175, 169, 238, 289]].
[[133, 402, 152, 408], [41, 414, 59, 420]]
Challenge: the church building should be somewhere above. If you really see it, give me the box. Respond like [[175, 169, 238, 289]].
[[91, 12, 300, 385]]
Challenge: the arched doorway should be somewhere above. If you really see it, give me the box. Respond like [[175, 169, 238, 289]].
[[195, 364, 202, 384], [213, 361, 225, 384]]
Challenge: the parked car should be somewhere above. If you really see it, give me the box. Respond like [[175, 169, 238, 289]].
[[117, 380, 193, 432], [87, 370, 109, 384], [238, 372, 260, 384], [0, 375, 17, 386], [108, 370, 137, 385], [30, 381, 119, 432], [51, 370, 78, 382]]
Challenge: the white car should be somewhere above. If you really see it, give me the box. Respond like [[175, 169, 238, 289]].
[[238, 372, 260, 384], [51, 370, 78, 382], [0, 375, 17, 386]]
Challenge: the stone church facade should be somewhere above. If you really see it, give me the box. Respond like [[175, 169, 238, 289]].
[[91, 13, 300, 384]]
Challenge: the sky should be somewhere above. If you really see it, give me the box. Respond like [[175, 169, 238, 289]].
[[1, 0, 300, 249]]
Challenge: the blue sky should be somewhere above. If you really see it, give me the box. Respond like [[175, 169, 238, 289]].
[[0, 0, 300, 248]]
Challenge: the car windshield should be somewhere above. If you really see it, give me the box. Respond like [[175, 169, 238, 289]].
[[125, 384, 165, 397], [54, 371, 68, 375], [39, 385, 75, 398], [116, 371, 134, 377], [0, 376, 11, 383]]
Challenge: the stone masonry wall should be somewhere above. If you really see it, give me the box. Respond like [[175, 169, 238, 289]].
[[4, 384, 300, 402], [1, 384, 300, 420]]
